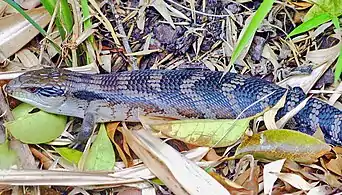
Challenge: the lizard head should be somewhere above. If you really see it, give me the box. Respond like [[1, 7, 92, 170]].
[[5, 68, 69, 109]]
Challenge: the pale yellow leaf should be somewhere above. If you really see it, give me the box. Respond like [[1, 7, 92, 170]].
[[140, 116, 252, 147]]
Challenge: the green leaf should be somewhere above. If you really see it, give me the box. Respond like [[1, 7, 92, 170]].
[[81, 0, 94, 43], [140, 116, 253, 147], [305, 0, 342, 21], [228, 0, 275, 68], [0, 141, 17, 169], [60, 0, 73, 34], [332, 16, 340, 29], [335, 44, 342, 82], [288, 13, 333, 37], [84, 124, 115, 171], [54, 147, 83, 164], [40, 0, 73, 39], [234, 129, 331, 164], [4, 103, 67, 144]]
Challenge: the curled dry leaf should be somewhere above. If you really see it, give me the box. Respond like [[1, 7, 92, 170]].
[[140, 115, 252, 147], [326, 152, 342, 176], [289, 1, 312, 10], [150, 0, 175, 28], [107, 122, 133, 168], [208, 171, 252, 194], [234, 129, 331, 164]]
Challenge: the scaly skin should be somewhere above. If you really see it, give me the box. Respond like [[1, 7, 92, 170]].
[[5, 68, 342, 145]]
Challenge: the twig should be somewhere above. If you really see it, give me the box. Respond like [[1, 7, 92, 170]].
[[165, 0, 231, 18], [110, 4, 138, 70], [38, 0, 61, 66]]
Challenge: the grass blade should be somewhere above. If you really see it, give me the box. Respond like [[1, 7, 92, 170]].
[[335, 44, 342, 82], [81, 0, 95, 52], [226, 0, 275, 71], [60, 0, 73, 34], [40, 0, 73, 40], [288, 13, 332, 37]]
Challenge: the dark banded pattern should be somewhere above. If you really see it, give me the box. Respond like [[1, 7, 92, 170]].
[[6, 68, 342, 145]]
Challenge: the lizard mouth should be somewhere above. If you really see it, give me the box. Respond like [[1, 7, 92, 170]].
[[5, 86, 66, 110]]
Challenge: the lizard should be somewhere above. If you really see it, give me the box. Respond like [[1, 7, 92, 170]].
[[5, 68, 342, 145]]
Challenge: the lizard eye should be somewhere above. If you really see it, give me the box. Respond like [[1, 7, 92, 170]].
[[25, 87, 38, 93]]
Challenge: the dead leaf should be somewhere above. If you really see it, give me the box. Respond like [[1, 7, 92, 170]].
[[209, 171, 252, 194], [122, 126, 230, 194], [289, 1, 313, 10], [263, 159, 286, 195], [284, 160, 318, 181], [332, 146, 342, 154], [14, 0, 40, 10], [117, 188, 142, 195], [242, 165, 260, 194], [273, 172, 318, 191], [15, 48, 38, 68], [234, 129, 331, 164], [140, 115, 252, 147], [307, 185, 333, 195], [0, 7, 51, 61], [30, 147, 53, 169], [312, 127, 325, 142], [150, 0, 175, 28], [107, 122, 133, 168], [326, 154, 342, 176], [264, 91, 287, 129], [204, 149, 222, 161]]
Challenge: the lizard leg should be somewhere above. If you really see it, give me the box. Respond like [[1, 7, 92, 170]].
[[71, 112, 96, 149]]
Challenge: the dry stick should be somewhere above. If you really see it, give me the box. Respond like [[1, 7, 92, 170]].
[[69, 0, 81, 67], [38, 0, 61, 65], [165, 0, 231, 18], [110, 4, 138, 70], [0, 86, 13, 143]]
